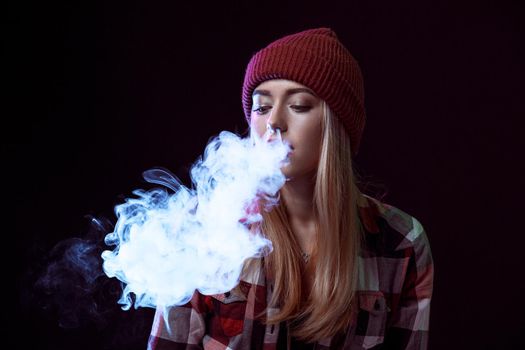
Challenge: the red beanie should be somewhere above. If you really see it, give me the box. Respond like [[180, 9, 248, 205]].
[[242, 27, 366, 157]]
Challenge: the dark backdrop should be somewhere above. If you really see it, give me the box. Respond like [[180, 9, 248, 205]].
[[7, 0, 524, 349]]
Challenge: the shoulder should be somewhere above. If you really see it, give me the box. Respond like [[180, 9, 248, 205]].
[[358, 194, 432, 256], [357, 194, 434, 297]]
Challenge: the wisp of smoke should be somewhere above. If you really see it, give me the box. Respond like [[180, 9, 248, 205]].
[[101, 129, 289, 310]]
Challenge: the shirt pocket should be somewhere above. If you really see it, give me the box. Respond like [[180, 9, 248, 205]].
[[355, 291, 390, 349], [210, 287, 248, 337]]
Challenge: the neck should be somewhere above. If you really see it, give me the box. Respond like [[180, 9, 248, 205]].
[[280, 175, 318, 255], [281, 176, 315, 221]]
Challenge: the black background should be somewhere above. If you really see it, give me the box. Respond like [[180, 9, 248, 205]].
[[7, 0, 524, 349]]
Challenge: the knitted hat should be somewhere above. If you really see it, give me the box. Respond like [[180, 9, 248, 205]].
[[242, 27, 366, 157]]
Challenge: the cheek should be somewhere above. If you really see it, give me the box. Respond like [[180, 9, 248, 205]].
[[298, 118, 322, 146], [301, 122, 323, 162], [288, 122, 322, 163], [250, 116, 267, 137]]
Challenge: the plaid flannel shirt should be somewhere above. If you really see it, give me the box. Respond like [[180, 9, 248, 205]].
[[147, 194, 434, 349]]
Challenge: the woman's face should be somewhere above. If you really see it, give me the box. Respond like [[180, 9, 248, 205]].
[[250, 79, 323, 181]]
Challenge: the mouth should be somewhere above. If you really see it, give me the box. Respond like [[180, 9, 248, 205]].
[[286, 147, 294, 159]]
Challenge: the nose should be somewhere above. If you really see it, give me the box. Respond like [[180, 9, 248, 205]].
[[266, 104, 287, 134], [265, 125, 280, 143], [266, 122, 282, 135]]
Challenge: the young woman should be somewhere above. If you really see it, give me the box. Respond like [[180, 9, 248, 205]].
[[147, 27, 434, 350]]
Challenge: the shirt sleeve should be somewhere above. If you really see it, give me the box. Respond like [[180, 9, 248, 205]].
[[147, 291, 209, 350], [384, 218, 434, 349]]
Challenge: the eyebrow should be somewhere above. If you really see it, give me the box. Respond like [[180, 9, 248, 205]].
[[252, 87, 317, 98]]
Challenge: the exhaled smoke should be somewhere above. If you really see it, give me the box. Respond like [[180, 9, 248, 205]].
[[101, 129, 290, 309]]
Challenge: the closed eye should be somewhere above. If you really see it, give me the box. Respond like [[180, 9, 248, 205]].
[[291, 105, 312, 113], [252, 105, 312, 114], [252, 105, 272, 115]]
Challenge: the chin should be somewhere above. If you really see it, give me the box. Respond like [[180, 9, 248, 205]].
[[280, 164, 293, 177], [281, 170, 292, 180], [281, 163, 319, 182], [280, 169, 311, 182]]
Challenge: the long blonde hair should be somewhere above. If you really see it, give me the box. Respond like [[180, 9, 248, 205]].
[[257, 101, 366, 342]]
